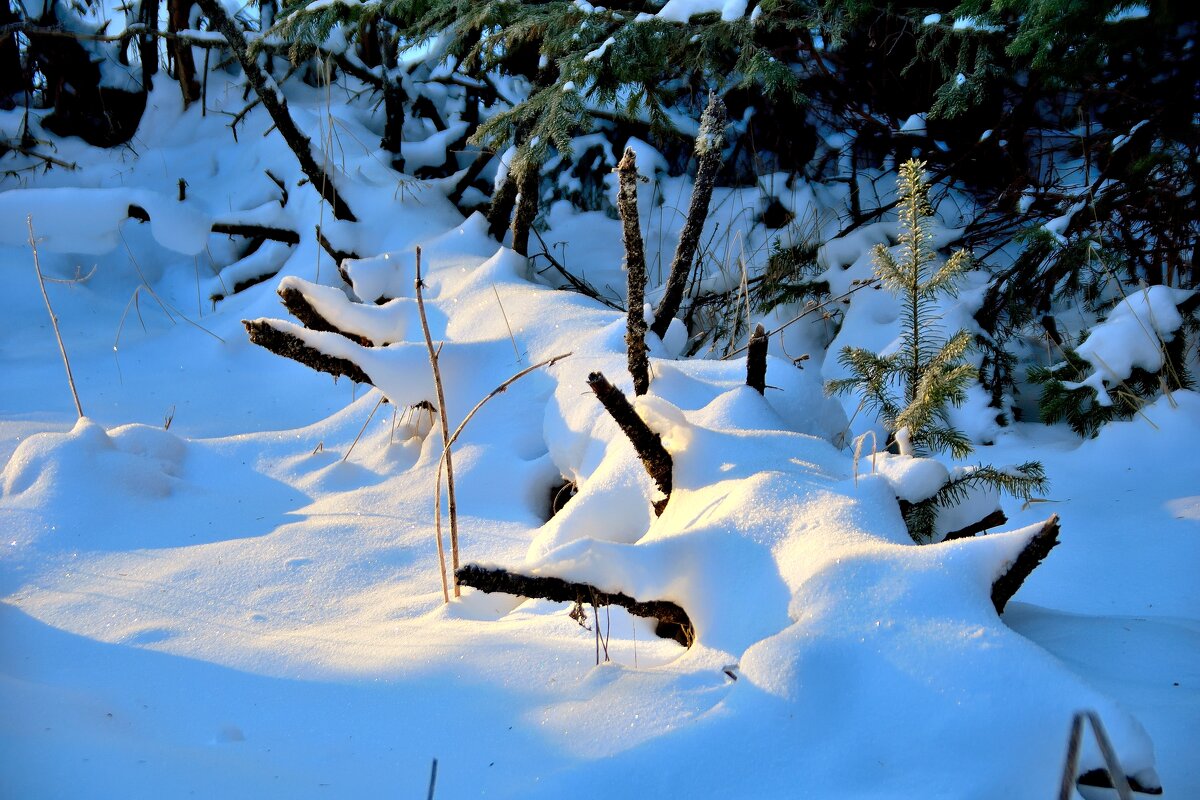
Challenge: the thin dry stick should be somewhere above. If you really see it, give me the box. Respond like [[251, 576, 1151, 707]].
[[28, 216, 84, 419], [491, 283, 522, 363], [343, 394, 386, 462], [415, 247, 453, 602], [426, 758, 438, 800], [439, 352, 573, 457], [721, 278, 880, 360], [432, 351, 573, 590]]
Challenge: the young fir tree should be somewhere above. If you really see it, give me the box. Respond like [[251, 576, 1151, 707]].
[[828, 160, 1046, 541]]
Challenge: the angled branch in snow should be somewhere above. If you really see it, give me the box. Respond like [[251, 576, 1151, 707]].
[[991, 514, 1060, 614], [746, 323, 768, 394], [278, 285, 374, 346], [616, 147, 650, 396], [650, 93, 726, 340], [195, 0, 357, 222], [126, 204, 300, 245], [455, 564, 694, 646], [244, 319, 372, 385], [587, 371, 672, 514], [943, 509, 1007, 541]]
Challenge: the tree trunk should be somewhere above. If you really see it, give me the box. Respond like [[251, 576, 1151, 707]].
[[0, 2, 21, 109], [746, 324, 768, 394], [650, 93, 726, 339], [509, 154, 540, 257], [617, 148, 650, 396], [168, 0, 201, 106]]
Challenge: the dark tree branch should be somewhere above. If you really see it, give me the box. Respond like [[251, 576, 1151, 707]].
[[126, 203, 300, 244], [651, 93, 726, 339], [455, 564, 694, 646], [195, 0, 357, 222], [943, 509, 1007, 541], [587, 371, 672, 514], [244, 319, 372, 385], [278, 285, 375, 346], [991, 514, 1060, 614]]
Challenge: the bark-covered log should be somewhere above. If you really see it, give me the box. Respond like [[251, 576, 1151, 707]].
[[196, 0, 357, 222], [746, 323, 768, 394], [587, 371, 672, 513], [278, 285, 374, 346], [650, 93, 726, 339], [617, 148, 650, 396], [456, 564, 694, 646], [991, 514, 1059, 614], [244, 319, 372, 385]]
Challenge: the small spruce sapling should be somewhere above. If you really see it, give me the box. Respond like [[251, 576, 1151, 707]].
[[827, 160, 1046, 541]]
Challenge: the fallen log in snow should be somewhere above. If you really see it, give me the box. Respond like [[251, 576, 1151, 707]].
[[455, 564, 694, 646]]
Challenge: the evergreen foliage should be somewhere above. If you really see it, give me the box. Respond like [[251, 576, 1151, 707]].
[[828, 160, 977, 458], [902, 461, 1047, 543], [828, 161, 1047, 541], [1029, 337, 1193, 439]]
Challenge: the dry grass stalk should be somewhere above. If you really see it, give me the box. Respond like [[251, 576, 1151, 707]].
[[414, 246, 453, 602], [27, 216, 84, 419]]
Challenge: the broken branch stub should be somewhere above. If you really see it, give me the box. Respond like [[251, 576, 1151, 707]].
[[587, 371, 672, 514], [746, 323, 768, 394], [617, 147, 650, 396], [278, 285, 375, 347], [991, 514, 1060, 614]]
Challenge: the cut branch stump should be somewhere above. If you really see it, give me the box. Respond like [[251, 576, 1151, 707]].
[[746, 323, 768, 394]]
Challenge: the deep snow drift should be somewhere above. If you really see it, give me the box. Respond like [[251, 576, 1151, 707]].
[[1, 82, 1197, 799]]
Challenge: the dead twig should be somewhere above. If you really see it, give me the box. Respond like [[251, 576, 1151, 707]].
[[415, 247, 453, 602], [27, 216, 84, 419]]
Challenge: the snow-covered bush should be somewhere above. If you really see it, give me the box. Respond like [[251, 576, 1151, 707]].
[[1029, 286, 1196, 437]]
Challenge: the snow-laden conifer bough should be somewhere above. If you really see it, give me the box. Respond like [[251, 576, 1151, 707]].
[[246, 211, 1163, 798]]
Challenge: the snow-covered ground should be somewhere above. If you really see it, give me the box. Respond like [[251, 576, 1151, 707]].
[[1, 84, 1197, 799]]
